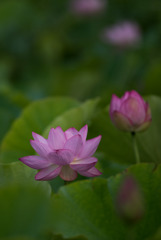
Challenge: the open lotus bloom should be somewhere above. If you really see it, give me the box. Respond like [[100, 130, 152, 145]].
[[103, 21, 141, 47], [70, 0, 105, 16], [20, 125, 102, 181], [109, 90, 152, 132]]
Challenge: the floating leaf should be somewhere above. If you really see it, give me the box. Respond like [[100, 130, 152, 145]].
[[50, 163, 161, 240], [0, 97, 79, 163], [137, 96, 161, 163], [43, 98, 100, 137], [0, 93, 21, 145], [0, 162, 51, 238]]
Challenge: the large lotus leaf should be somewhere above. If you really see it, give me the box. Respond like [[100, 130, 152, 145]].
[[0, 93, 22, 145], [50, 163, 161, 240], [0, 162, 51, 238], [137, 96, 161, 163], [146, 226, 161, 240], [0, 161, 51, 191], [49, 234, 87, 240], [2, 233, 87, 240], [144, 60, 161, 96], [88, 96, 161, 167], [2, 234, 87, 240], [0, 97, 80, 163], [43, 98, 100, 137]]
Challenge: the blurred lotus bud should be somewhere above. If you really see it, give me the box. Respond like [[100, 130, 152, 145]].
[[70, 0, 106, 16], [109, 90, 152, 132], [116, 175, 144, 224], [102, 21, 141, 47]]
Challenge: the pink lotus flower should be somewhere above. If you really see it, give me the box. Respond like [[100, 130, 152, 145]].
[[109, 90, 152, 132], [19, 125, 102, 181], [70, 0, 105, 16], [103, 21, 141, 47]]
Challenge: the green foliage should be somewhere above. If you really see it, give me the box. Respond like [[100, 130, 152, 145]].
[[0, 92, 27, 145], [50, 163, 161, 240], [0, 94, 161, 239], [1, 0, 161, 100], [49, 234, 87, 240], [43, 98, 100, 137], [0, 97, 79, 163], [137, 96, 161, 163], [0, 162, 51, 238]]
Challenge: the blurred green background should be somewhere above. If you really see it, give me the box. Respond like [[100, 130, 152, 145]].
[[1, 0, 161, 102]]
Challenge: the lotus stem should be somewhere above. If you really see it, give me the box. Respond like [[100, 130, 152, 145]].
[[131, 132, 140, 164]]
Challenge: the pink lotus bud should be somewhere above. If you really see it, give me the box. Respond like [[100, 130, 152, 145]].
[[116, 175, 144, 224], [109, 90, 152, 132], [70, 0, 106, 16], [19, 125, 102, 181], [102, 21, 141, 47]]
